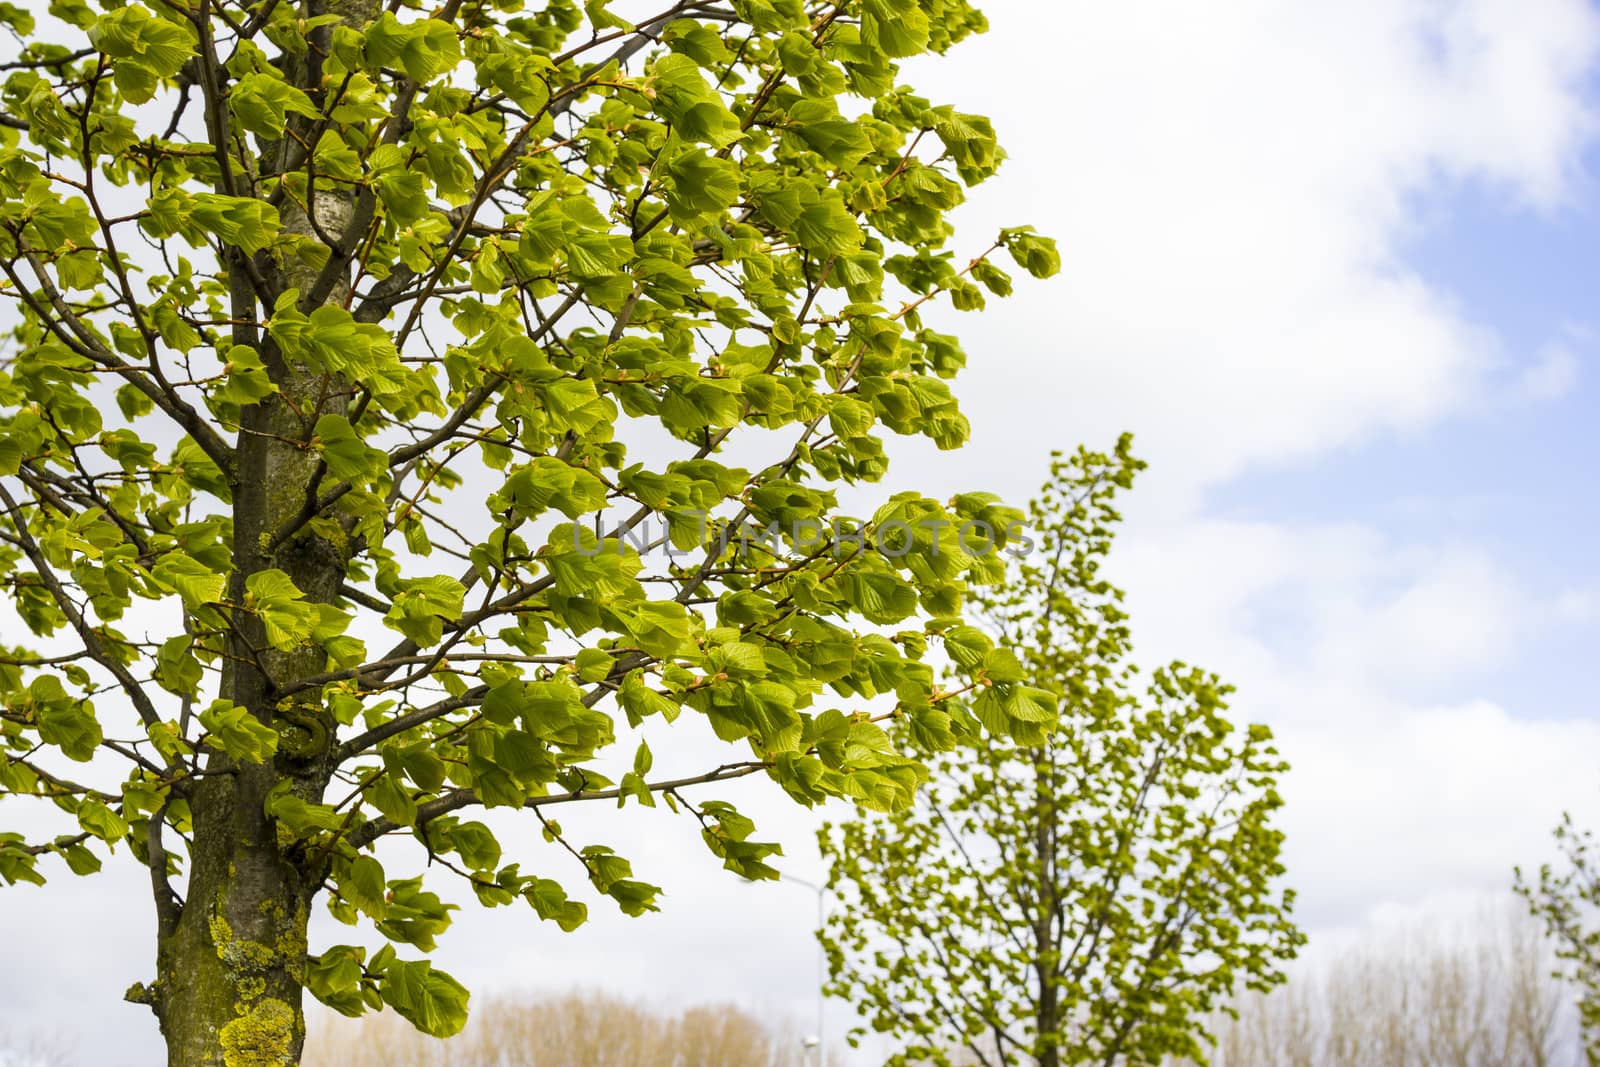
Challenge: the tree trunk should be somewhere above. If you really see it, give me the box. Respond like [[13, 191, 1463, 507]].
[[143, 332, 349, 1064], [145, 324, 353, 1064], [1036, 913, 1062, 1067], [142, 344, 351, 1064], [1034, 751, 1062, 1067], [140, 10, 363, 1049], [149, 767, 321, 1066]]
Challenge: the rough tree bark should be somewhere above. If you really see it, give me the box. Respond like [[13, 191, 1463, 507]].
[[136, 0, 368, 1060], [1034, 759, 1062, 1067]]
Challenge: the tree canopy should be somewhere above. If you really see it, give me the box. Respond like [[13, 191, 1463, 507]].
[[1519, 814, 1600, 1065], [820, 438, 1304, 1067], [0, 0, 1058, 1061]]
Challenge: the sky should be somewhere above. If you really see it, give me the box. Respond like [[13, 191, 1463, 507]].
[[6, 0, 1600, 1063]]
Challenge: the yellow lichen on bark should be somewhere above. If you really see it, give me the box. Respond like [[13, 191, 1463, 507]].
[[219, 997, 296, 1067]]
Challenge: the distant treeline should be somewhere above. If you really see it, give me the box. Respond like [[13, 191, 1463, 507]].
[[305, 989, 834, 1067], [1167, 903, 1580, 1067]]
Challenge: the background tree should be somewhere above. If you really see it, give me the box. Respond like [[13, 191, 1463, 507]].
[[819, 438, 1304, 1067], [0, 0, 1062, 1062], [304, 990, 838, 1066], [1519, 814, 1600, 1064], [1173, 902, 1575, 1067]]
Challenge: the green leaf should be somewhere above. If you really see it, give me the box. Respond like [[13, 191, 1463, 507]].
[[190, 194, 281, 255], [383, 575, 466, 647], [229, 72, 319, 137], [796, 194, 863, 256], [1004, 683, 1056, 723], [449, 822, 502, 871], [574, 647, 615, 683], [149, 552, 227, 611], [662, 149, 742, 222], [525, 877, 587, 932], [246, 570, 319, 650], [862, 0, 930, 58], [198, 700, 280, 763], [372, 145, 431, 225], [651, 54, 741, 148], [0, 839, 46, 887], [363, 14, 462, 83], [215, 345, 278, 407], [152, 633, 203, 700], [88, 5, 195, 103], [620, 674, 680, 726], [942, 625, 992, 671], [57, 839, 102, 875], [314, 414, 387, 484], [342, 854, 389, 918], [828, 396, 876, 440], [266, 783, 343, 835], [501, 457, 609, 520], [848, 570, 918, 624], [76, 799, 127, 842], [624, 601, 692, 659], [368, 774, 417, 827], [1003, 228, 1062, 279], [378, 958, 470, 1038], [983, 647, 1026, 684], [306, 946, 369, 1018], [29, 676, 102, 762]]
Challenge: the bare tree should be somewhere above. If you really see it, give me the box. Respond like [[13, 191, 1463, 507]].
[[304, 989, 828, 1067], [0, 1027, 76, 1067], [1167, 901, 1578, 1067]]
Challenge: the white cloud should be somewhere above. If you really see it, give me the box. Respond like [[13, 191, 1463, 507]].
[[1516, 342, 1582, 402], [1116, 509, 1600, 702], [1311, 547, 1531, 682], [1113, 513, 1600, 936], [1276, 701, 1600, 928], [896, 0, 1599, 507]]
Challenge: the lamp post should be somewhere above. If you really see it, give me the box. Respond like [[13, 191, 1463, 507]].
[[782, 872, 828, 1067]]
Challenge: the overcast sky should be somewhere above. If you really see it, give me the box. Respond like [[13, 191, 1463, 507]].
[[6, 1, 1600, 1063]]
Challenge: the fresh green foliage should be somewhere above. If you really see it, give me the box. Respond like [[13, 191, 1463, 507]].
[[819, 438, 1304, 1067], [1518, 815, 1600, 1064], [0, 0, 1059, 1061]]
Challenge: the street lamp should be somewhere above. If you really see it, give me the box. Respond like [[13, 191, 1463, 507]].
[[781, 872, 829, 1067]]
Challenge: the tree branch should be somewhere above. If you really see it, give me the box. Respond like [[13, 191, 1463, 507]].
[[146, 800, 183, 938], [2, 246, 235, 474], [0, 483, 169, 740], [344, 761, 768, 849]]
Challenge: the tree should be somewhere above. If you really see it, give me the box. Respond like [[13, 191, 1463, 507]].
[[0, 0, 1063, 1062], [0, 1026, 76, 1067], [1173, 901, 1573, 1067], [1518, 814, 1600, 1064], [819, 438, 1304, 1067], [305, 989, 836, 1066]]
